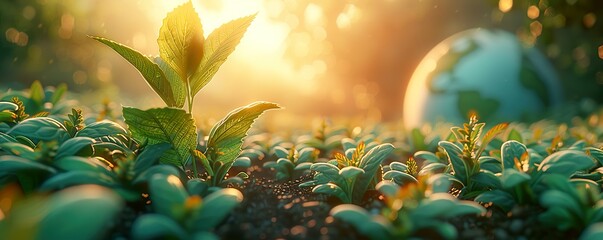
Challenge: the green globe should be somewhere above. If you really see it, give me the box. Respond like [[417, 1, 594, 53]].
[[403, 28, 563, 129]]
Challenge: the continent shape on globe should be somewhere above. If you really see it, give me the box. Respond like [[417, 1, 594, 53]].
[[403, 28, 563, 129]]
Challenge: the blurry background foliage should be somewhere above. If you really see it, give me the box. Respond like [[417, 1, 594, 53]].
[[0, 0, 602, 122]]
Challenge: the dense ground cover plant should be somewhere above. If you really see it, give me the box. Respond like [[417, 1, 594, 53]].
[[4, 1, 603, 240]]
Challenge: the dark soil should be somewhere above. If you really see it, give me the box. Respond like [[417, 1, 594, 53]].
[[216, 165, 367, 239]]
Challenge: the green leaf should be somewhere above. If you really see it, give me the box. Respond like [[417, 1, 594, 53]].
[[123, 107, 197, 167], [154, 57, 187, 108], [132, 214, 189, 240], [500, 168, 531, 189], [50, 83, 67, 105], [55, 137, 96, 160], [313, 183, 349, 203], [158, 0, 204, 82], [428, 174, 452, 193], [40, 171, 117, 191], [91, 36, 179, 107], [507, 128, 523, 142], [0, 102, 18, 111], [29, 80, 45, 106], [0, 155, 57, 175], [538, 150, 595, 177], [37, 185, 123, 240], [205, 102, 280, 165], [340, 166, 365, 180], [75, 120, 128, 139], [133, 143, 173, 173], [419, 162, 448, 175], [501, 140, 527, 171], [383, 170, 418, 185], [0, 132, 18, 143], [376, 181, 399, 197], [53, 156, 111, 173], [7, 117, 69, 143], [439, 141, 468, 185], [580, 223, 603, 240], [149, 174, 188, 219], [475, 189, 515, 212], [414, 150, 441, 164], [190, 14, 256, 95], [192, 188, 243, 231], [353, 143, 394, 202], [330, 204, 392, 240], [389, 162, 408, 172], [310, 162, 344, 185], [132, 165, 182, 185], [540, 190, 583, 222]]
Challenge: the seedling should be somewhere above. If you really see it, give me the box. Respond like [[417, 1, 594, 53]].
[[92, 1, 279, 180]]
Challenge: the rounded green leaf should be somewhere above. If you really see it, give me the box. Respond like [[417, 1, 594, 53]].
[[149, 174, 189, 218], [233, 156, 251, 167], [414, 150, 441, 163], [376, 181, 399, 197], [76, 120, 128, 139], [538, 150, 595, 176], [0, 155, 57, 175], [54, 156, 111, 173], [331, 204, 392, 240], [131, 214, 189, 240], [192, 188, 243, 231], [475, 189, 515, 212], [37, 185, 123, 240], [501, 140, 527, 171], [580, 223, 603, 240], [55, 137, 96, 160], [272, 146, 289, 159], [383, 170, 417, 185], [428, 174, 452, 193], [389, 161, 408, 172], [313, 183, 349, 203], [40, 171, 116, 191], [500, 168, 531, 189], [7, 117, 69, 143]]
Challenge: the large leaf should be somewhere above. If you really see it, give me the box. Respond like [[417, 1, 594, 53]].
[[438, 141, 468, 185], [190, 14, 256, 95], [7, 117, 69, 143], [158, 0, 204, 82], [154, 57, 187, 108], [91, 36, 180, 107], [37, 185, 123, 240], [123, 107, 197, 167], [475, 189, 516, 212], [205, 102, 280, 164]]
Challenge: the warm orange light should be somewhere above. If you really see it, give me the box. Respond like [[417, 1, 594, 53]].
[[527, 5, 540, 19], [498, 0, 513, 13], [598, 45, 603, 60], [583, 12, 597, 28]]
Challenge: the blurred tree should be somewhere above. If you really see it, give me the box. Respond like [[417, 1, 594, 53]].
[[492, 0, 603, 102], [1, 0, 94, 90]]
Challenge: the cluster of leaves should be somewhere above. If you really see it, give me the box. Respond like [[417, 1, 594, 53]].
[[1, 1, 277, 239]]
